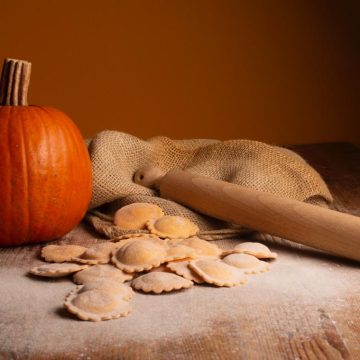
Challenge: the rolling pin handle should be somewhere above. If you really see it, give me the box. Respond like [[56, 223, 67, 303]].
[[133, 166, 164, 189]]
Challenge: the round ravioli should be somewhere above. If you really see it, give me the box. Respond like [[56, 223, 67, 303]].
[[72, 242, 116, 265], [146, 216, 199, 239], [113, 203, 164, 230], [222, 253, 270, 274], [113, 235, 166, 249], [165, 244, 198, 261], [189, 259, 247, 287], [131, 272, 193, 294], [41, 245, 87, 263], [111, 238, 168, 273], [172, 237, 222, 258], [64, 288, 132, 321], [229, 242, 277, 259], [29, 263, 89, 277], [80, 281, 134, 301], [73, 264, 133, 285], [166, 260, 205, 284]]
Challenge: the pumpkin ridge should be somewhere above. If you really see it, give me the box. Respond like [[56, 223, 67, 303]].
[[8, 107, 27, 243], [46, 107, 79, 236], [30, 107, 54, 241], [44, 107, 76, 240], [18, 108, 30, 243], [39, 107, 70, 238], [8, 108, 22, 245]]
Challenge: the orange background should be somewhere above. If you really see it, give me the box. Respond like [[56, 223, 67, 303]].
[[1, 0, 359, 144]]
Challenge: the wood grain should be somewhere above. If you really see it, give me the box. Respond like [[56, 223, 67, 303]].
[[0, 142, 359, 360]]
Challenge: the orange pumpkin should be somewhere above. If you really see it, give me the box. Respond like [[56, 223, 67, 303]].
[[0, 59, 92, 246]]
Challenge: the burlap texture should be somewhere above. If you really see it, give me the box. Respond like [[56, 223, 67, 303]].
[[86, 131, 333, 240]]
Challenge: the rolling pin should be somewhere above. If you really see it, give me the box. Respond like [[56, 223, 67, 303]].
[[134, 166, 360, 262]]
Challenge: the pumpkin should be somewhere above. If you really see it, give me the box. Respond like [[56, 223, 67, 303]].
[[0, 58, 92, 246]]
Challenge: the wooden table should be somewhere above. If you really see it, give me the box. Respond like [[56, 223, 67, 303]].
[[1, 142, 359, 360]]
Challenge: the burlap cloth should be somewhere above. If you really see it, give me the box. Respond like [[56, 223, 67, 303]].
[[85, 131, 333, 240]]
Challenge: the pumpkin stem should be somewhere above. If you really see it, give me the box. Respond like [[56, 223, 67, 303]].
[[0, 58, 32, 106]]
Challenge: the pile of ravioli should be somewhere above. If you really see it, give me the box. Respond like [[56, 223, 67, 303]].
[[29, 203, 277, 322]]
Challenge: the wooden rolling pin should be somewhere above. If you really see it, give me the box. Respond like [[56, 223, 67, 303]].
[[134, 166, 360, 262]]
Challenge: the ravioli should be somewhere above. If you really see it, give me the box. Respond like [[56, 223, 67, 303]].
[[131, 272, 193, 294]]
